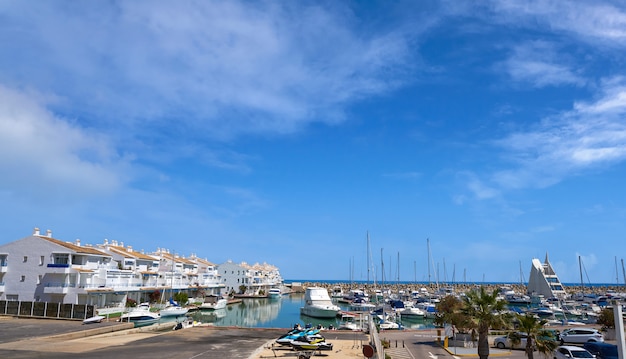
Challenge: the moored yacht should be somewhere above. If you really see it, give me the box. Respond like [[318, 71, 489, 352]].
[[200, 294, 228, 310], [300, 287, 340, 318], [120, 302, 160, 327]]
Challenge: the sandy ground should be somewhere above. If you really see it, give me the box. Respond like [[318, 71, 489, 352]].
[[251, 337, 369, 359]]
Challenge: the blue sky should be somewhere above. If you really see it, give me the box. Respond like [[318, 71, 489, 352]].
[[1, 1, 626, 285]]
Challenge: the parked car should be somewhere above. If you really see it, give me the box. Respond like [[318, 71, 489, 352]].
[[494, 332, 529, 349], [583, 342, 618, 359], [558, 328, 604, 344], [554, 345, 595, 359]]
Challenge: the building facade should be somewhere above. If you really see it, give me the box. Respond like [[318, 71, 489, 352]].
[[218, 260, 283, 296], [527, 253, 567, 299], [0, 228, 287, 309]]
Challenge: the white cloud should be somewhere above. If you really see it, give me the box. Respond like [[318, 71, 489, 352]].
[[490, 0, 626, 47], [0, 85, 126, 201], [492, 78, 626, 190], [457, 171, 500, 200], [0, 1, 415, 140], [502, 41, 585, 88]]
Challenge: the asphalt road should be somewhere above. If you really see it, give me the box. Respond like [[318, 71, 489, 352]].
[[381, 329, 529, 359], [0, 317, 369, 359], [0, 317, 574, 359]]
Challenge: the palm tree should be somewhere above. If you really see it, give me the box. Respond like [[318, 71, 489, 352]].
[[509, 313, 559, 359], [462, 286, 510, 359], [435, 295, 473, 334]]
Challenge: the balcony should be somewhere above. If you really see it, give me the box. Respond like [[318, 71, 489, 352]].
[[46, 263, 71, 274], [43, 282, 76, 294], [0, 281, 5, 292], [0, 263, 7, 273]]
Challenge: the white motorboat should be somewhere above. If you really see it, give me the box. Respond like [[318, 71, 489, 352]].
[[120, 303, 160, 327], [200, 295, 228, 310], [83, 315, 105, 324], [268, 288, 282, 298], [160, 304, 189, 317], [378, 319, 402, 330], [330, 286, 345, 298], [300, 287, 340, 318], [337, 313, 363, 331], [398, 306, 426, 319]]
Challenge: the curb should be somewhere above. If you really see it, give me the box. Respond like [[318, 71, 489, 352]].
[[442, 346, 512, 357], [44, 322, 135, 340]]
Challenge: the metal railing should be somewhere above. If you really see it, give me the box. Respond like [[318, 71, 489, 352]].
[[0, 300, 95, 320]]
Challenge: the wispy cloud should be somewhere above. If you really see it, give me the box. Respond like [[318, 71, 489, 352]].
[[489, 0, 626, 47], [0, 1, 415, 140], [493, 78, 626, 189], [0, 85, 127, 201], [456, 171, 499, 201], [501, 41, 585, 87]]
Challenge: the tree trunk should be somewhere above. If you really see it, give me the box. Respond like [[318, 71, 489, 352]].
[[477, 325, 490, 359], [526, 338, 534, 359]]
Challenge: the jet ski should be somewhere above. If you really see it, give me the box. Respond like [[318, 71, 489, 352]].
[[275, 327, 322, 346], [290, 336, 333, 351]]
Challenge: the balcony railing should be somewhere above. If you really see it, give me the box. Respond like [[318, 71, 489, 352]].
[[47, 263, 70, 268], [45, 282, 76, 288], [43, 282, 76, 294]]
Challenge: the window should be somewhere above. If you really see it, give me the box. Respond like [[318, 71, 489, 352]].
[[20, 275, 25, 282], [40, 256, 44, 265], [23, 256, 28, 263], [37, 275, 42, 284], [52, 253, 69, 265]]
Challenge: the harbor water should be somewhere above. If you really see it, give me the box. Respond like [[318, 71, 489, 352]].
[[178, 293, 436, 329]]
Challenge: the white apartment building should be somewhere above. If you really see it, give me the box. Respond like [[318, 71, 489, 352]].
[[0, 228, 226, 308], [218, 260, 283, 296]]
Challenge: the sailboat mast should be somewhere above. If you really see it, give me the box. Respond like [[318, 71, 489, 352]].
[[452, 264, 455, 285], [427, 238, 431, 285], [367, 231, 370, 284], [579, 256, 584, 296], [380, 248, 385, 289], [397, 251, 400, 284]]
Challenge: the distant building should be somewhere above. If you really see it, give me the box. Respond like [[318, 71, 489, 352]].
[[218, 260, 283, 296], [527, 253, 567, 299]]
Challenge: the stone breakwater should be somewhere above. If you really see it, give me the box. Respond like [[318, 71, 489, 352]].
[[298, 282, 626, 297]]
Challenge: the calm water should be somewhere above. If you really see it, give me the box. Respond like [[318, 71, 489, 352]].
[[179, 293, 436, 329]]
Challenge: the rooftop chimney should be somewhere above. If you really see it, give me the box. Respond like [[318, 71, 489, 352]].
[[33, 227, 40, 236], [46, 229, 52, 237], [75, 239, 81, 246]]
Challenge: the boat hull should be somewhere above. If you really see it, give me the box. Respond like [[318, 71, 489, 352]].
[[300, 287, 340, 318], [199, 299, 227, 310], [83, 315, 105, 324], [300, 305, 339, 318], [160, 307, 189, 317]]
